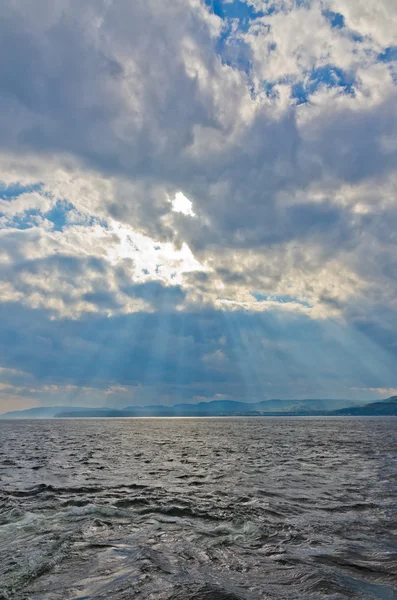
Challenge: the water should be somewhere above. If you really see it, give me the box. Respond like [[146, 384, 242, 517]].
[[0, 418, 396, 600]]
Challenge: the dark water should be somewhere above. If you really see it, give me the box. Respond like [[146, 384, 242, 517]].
[[0, 418, 396, 600]]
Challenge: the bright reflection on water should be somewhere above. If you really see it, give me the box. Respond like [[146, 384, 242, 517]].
[[0, 418, 396, 599]]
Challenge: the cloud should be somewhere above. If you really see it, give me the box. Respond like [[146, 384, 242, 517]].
[[351, 387, 397, 396], [0, 0, 396, 408]]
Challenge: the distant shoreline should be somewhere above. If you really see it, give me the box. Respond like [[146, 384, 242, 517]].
[[2, 415, 397, 421], [1, 396, 396, 419]]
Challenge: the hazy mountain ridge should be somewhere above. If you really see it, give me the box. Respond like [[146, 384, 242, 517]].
[[331, 396, 397, 416], [0, 406, 90, 419], [1, 397, 396, 419]]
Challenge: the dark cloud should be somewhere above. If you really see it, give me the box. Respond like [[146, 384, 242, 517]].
[[117, 273, 186, 308], [0, 1, 218, 177]]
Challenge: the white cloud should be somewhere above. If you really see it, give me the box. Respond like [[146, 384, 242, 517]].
[[328, 0, 397, 47], [351, 387, 397, 396], [169, 192, 196, 217]]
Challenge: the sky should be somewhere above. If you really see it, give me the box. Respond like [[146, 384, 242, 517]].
[[0, 0, 397, 413]]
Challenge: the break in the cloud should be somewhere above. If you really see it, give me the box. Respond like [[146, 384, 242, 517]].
[[0, 0, 396, 411]]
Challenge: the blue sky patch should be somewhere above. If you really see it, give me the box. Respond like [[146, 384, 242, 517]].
[[205, 0, 265, 24], [4, 209, 43, 230], [292, 65, 355, 104], [0, 198, 104, 232], [379, 46, 397, 63], [0, 182, 43, 200], [45, 201, 75, 231], [206, 0, 267, 75], [252, 293, 312, 308], [323, 10, 345, 29]]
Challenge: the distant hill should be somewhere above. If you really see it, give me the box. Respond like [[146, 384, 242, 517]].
[[331, 396, 397, 416], [0, 406, 91, 419], [117, 398, 362, 417], [1, 397, 388, 419], [56, 408, 124, 418]]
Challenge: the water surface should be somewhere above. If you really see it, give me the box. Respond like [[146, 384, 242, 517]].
[[0, 418, 396, 599]]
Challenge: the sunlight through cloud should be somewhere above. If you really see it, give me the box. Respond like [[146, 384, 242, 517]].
[[169, 192, 196, 217]]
